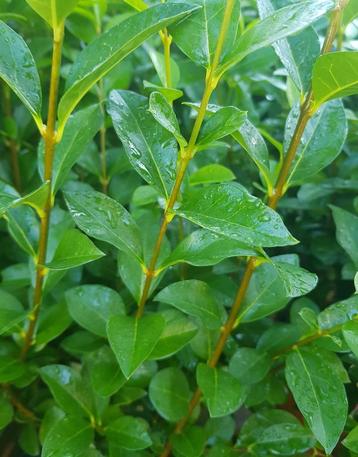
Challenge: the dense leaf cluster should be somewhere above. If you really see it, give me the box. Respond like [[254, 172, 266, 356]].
[[0, 0, 357, 456]]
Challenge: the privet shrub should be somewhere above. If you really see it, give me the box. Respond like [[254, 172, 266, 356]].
[[0, 0, 357, 456]]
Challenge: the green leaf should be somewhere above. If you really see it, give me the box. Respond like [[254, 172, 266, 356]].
[[46, 229, 104, 270], [150, 309, 198, 360], [161, 229, 257, 268], [238, 261, 289, 323], [40, 365, 93, 418], [312, 52, 358, 108], [25, 0, 79, 29], [58, 3, 199, 133], [0, 356, 26, 383], [155, 280, 224, 329], [189, 165, 235, 186], [36, 303, 72, 346], [87, 346, 126, 397], [343, 426, 358, 453], [149, 367, 191, 422], [168, 0, 241, 68], [105, 416, 152, 451], [108, 90, 177, 199], [0, 22, 42, 128], [343, 320, 358, 358], [318, 295, 358, 330], [232, 121, 272, 191], [229, 348, 272, 385], [148, 91, 187, 148], [14, 182, 50, 217], [107, 314, 165, 378], [273, 260, 318, 298], [172, 426, 207, 457], [0, 288, 26, 335], [19, 423, 40, 456], [196, 364, 245, 418], [331, 205, 358, 268], [42, 415, 93, 457], [285, 100, 347, 185], [66, 285, 125, 337], [197, 107, 246, 148], [0, 394, 13, 430], [285, 347, 348, 454], [258, 0, 320, 93], [343, 0, 358, 27], [175, 183, 296, 248], [219, 0, 334, 74], [39, 105, 102, 193], [65, 190, 142, 261]]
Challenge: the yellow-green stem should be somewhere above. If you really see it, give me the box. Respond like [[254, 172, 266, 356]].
[[159, 4, 347, 454], [136, 0, 236, 318], [21, 25, 64, 359]]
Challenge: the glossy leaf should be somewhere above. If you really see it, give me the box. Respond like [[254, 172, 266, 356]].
[[148, 91, 187, 148], [58, 3, 199, 132], [149, 367, 191, 422], [285, 100, 347, 185], [229, 348, 272, 385], [342, 320, 358, 358], [108, 90, 177, 198], [40, 365, 93, 418], [0, 289, 26, 335], [196, 364, 245, 418], [155, 280, 224, 329], [169, 0, 241, 68], [189, 164, 235, 186], [107, 314, 165, 378], [42, 416, 93, 457], [66, 285, 125, 337], [273, 260, 318, 298], [285, 347, 348, 454], [318, 296, 358, 330], [175, 183, 296, 248], [25, 0, 79, 29], [312, 52, 358, 108], [65, 190, 142, 261], [331, 205, 358, 268], [46, 229, 104, 270], [105, 416, 152, 450], [0, 22, 42, 127], [161, 229, 256, 268], [343, 426, 358, 453], [219, 0, 334, 74], [36, 303, 72, 346], [150, 309, 198, 359]]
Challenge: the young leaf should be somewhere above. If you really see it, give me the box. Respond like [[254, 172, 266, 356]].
[[87, 346, 126, 397], [168, 0, 241, 68], [149, 367, 191, 422], [219, 0, 334, 74], [108, 90, 177, 199], [175, 183, 297, 248], [58, 3, 199, 132], [150, 309, 198, 360], [258, 0, 320, 93], [65, 190, 142, 261], [161, 229, 256, 269], [0, 22, 42, 128], [155, 280, 224, 329], [285, 100, 347, 185], [107, 314, 165, 378], [285, 347, 348, 454], [46, 229, 104, 270], [197, 107, 246, 148], [312, 52, 358, 108], [66, 285, 125, 337], [0, 289, 26, 335], [105, 416, 152, 450], [229, 348, 272, 385], [189, 165, 235, 186], [342, 320, 358, 358], [25, 0, 79, 29], [331, 205, 358, 268], [196, 364, 245, 418], [40, 365, 93, 418], [42, 415, 93, 457], [148, 91, 187, 148]]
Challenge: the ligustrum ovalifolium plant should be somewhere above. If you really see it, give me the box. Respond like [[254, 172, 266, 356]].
[[0, 0, 357, 456]]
